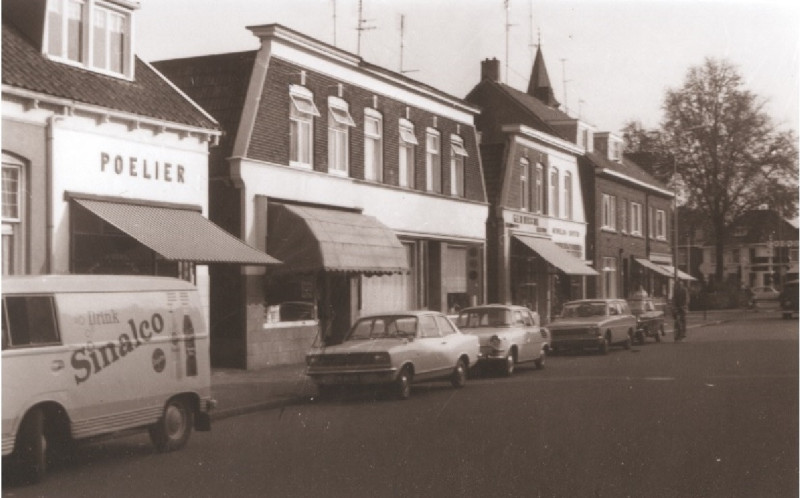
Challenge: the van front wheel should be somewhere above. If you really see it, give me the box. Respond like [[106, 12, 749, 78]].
[[149, 398, 194, 452], [13, 408, 47, 484]]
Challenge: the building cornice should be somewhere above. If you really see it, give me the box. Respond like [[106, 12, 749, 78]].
[[501, 124, 585, 155], [599, 168, 674, 198]]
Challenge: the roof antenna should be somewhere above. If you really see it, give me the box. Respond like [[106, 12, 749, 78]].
[[504, 0, 516, 83], [399, 15, 418, 74], [356, 0, 376, 56], [560, 58, 570, 115]]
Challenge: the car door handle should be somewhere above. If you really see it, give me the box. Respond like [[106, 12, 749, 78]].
[[51, 360, 65, 372]]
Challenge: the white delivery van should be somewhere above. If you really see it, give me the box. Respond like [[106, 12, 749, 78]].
[[2, 275, 215, 482]]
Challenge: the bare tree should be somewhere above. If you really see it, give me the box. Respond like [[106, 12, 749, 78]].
[[657, 58, 797, 283]]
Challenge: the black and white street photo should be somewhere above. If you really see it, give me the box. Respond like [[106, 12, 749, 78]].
[[2, 0, 798, 496]]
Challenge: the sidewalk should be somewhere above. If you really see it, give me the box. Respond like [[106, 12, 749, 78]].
[[208, 307, 761, 421]]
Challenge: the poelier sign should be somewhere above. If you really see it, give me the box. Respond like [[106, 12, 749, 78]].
[[100, 152, 186, 184]]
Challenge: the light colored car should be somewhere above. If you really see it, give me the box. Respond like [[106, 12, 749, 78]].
[[751, 286, 780, 310], [305, 311, 480, 399], [548, 299, 636, 354], [456, 304, 548, 376]]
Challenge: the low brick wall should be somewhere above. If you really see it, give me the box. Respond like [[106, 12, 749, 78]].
[[246, 321, 319, 369]]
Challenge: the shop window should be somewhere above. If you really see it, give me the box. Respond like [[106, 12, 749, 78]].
[[364, 109, 383, 182], [425, 129, 441, 193], [398, 119, 417, 188], [549, 168, 559, 218], [263, 274, 317, 326], [327, 96, 355, 176], [289, 85, 319, 168], [2, 155, 26, 276], [2, 295, 60, 349], [520, 158, 531, 211], [603, 257, 618, 298], [450, 135, 467, 197], [46, 0, 132, 78], [445, 245, 468, 313]]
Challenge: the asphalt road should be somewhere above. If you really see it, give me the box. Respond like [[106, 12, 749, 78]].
[[4, 313, 797, 497]]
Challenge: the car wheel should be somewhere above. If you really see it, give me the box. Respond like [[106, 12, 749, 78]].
[[534, 350, 545, 370], [451, 358, 468, 388], [149, 397, 194, 452], [501, 351, 516, 377], [598, 335, 610, 355], [395, 366, 412, 400], [624, 330, 633, 350], [13, 408, 47, 484]]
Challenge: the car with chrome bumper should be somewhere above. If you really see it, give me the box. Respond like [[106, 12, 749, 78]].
[[305, 311, 480, 399], [456, 304, 548, 376], [547, 299, 636, 354]]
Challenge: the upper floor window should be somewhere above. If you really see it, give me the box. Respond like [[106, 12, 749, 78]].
[[549, 168, 559, 218], [363, 109, 383, 182], [450, 135, 468, 197], [398, 119, 417, 188], [520, 158, 531, 211], [289, 85, 320, 168], [425, 129, 441, 193], [46, 0, 132, 78], [620, 199, 628, 233], [630, 202, 642, 235], [563, 171, 573, 220], [602, 193, 617, 230], [656, 209, 667, 240], [534, 163, 544, 213], [648, 207, 655, 238], [327, 97, 355, 176]]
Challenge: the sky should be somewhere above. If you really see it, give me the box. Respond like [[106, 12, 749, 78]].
[[136, 0, 800, 135]]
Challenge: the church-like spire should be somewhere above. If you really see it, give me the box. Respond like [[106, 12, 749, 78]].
[[527, 45, 560, 108]]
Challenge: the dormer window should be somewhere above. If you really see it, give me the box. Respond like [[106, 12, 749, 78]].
[[45, 0, 133, 79]]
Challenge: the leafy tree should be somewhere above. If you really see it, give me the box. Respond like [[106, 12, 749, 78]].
[[636, 58, 798, 283]]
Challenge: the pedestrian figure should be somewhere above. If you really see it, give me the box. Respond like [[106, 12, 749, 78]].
[[672, 281, 689, 341]]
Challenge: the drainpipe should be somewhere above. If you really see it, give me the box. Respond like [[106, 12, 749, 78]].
[[45, 114, 64, 274]]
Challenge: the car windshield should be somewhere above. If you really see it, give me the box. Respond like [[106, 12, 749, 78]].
[[561, 302, 607, 318], [457, 309, 512, 328], [347, 316, 418, 340]]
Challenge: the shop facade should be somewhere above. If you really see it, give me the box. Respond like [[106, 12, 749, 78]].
[[3, 6, 277, 327], [155, 24, 488, 369]]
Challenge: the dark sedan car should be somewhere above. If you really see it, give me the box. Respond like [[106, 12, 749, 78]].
[[780, 280, 799, 319], [628, 296, 665, 344]]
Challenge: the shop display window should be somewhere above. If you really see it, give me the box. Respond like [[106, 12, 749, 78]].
[[263, 274, 317, 325]]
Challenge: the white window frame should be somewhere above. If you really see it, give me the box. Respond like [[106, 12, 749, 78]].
[[549, 168, 559, 218], [520, 158, 531, 211], [450, 135, 467, 197], [534, 163, 544, 214], [2, 156, 24, 276], [620, 199, 628, 233], [289, 85, 319, 169], [602, 193, 617, 230], [425, 128, 441, 193], [327, 96, 354, 176], [630, 202, 642, 235], [363, 109, 383, 182], [656, 209, 667, 240], [563, 171, 573, 220], [398, 119, 417, 188], [45, 0, 134, 78]]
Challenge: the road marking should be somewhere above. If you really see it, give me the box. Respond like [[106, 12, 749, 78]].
[[644, 377, 675, 381]]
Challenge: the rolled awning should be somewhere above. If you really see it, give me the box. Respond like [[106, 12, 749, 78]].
[[635, 257, 674, 277], [74, 198, 280, 265], [660, 265, 697, 281], [267, 203, 409, 275], [513, 234, 598, 276]]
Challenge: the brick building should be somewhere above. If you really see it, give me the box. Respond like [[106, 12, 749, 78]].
[[156, 24, 488, 369]]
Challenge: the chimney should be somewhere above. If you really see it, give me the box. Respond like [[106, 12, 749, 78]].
[[481, 58, 501, 83]]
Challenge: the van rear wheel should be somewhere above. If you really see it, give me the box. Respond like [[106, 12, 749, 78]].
[[149, 398, 194, 452]]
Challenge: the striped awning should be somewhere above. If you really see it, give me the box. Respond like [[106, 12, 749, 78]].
[[660, 265, 697, 281], [74, 198, 280, 265], [513, 234, 598, 276], [635, 257, 674, 277], [267, 203, 409, 275]]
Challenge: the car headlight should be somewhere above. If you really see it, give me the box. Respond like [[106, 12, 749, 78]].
[[306, 355, 320, 366], [371, 352, 391, 364]]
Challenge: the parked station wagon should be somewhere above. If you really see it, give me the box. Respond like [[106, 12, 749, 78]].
[[548, 299, 636, 354], [456, 304, 548, 376], [305, 311, 480, 399]]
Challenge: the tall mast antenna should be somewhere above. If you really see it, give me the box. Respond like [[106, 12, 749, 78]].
[[504, 0, 516, 82], [332, 0, 337, 46], [560, 58, 570, 115], [399, 15, 418, 74], [528, 0, 536, 61], [356, 0, 376, 56]]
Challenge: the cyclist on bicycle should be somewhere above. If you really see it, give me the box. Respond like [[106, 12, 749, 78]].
[[672, 281, 689, 341]]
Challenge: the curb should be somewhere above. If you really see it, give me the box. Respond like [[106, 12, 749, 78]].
[[211, 395, 311, 421]]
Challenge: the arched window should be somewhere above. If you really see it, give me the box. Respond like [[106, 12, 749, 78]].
[[549, 167, 559, 218], [563, 171, 573, 220], [520, 158, 531, 211]]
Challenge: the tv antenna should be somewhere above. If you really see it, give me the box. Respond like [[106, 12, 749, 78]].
[[399, 15, 418, 74], [356, 0, 376, 56]]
